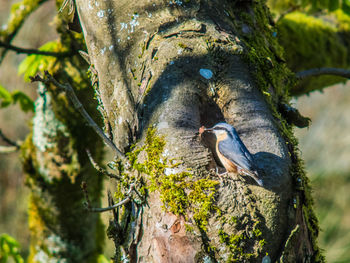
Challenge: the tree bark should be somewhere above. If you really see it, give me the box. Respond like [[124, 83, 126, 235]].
[[76, 0, 323, 262]]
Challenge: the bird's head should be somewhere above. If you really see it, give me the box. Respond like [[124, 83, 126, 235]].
[[203, 122, 232, 137]]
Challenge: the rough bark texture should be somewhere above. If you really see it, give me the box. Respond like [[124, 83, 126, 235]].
[[76, 0, 323, 262]]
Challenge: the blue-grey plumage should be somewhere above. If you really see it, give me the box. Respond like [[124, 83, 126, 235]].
[[202, 122, 263, 186]]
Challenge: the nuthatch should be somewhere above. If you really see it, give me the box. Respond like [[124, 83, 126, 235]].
[[199, 122, 263, 186]]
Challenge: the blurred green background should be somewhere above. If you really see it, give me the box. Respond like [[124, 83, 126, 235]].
[[295, 84, 350, 263], [1, 0, 350, 262], [0, 0, 56, 259]]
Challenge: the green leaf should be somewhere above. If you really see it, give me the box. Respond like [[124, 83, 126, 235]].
[[0, 234, 23, 263], [0, 85, 13, 108], [12, 90, 34, 112], [18, 40, 59, 82], [97, 255, 112, 263], [0, 85, 34, 112], [18, 54, 39, 81], [39, 41, 59, 51]]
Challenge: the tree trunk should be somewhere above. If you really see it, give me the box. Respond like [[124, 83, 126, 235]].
[[20, 39, 105, 263], [76, 0, 323, 262]]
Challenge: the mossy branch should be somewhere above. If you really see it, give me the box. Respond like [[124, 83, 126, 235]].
[[30, 71, 127, 161], [0, 41, 73, 57], [296, 67, 350, 80]]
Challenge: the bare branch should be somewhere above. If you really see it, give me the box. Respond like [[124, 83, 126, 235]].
[[88, 196, 131, 212], [30, 72, 126, 161], [0, 41, 73, 58], [278, 103, 311, 128], [86, 149, 121, 180], [296, 68, 350, 80], [0, 129, 21, 148], [82, 183, 135, 213], [275, 6, 300, 24]]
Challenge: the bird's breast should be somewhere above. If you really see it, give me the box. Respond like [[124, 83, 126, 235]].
[[216, 142, 238, 173]]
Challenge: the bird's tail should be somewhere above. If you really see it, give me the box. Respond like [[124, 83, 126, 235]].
[[242, 169, 264, 186]]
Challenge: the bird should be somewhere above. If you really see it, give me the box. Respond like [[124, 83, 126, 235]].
[[199, 122, 263, 186]]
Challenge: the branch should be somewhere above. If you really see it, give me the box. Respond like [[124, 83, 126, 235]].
[[86, 149, 121, 180], [30, 71, 126, 161], [275, 6, 300, 24], [0, 41, 73, 58], [278, 103, 311, 128], [88, 196, 131, 212], [296, 68, 350, 80], [0, 129, 21, 148], [82, 182, 134, 213]]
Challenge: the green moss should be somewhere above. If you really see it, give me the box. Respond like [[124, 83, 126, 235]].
[[117, 128, 219, 232], [178, 43, 188, 49], [217, 216, 265, 262], [230, 2, 325, 262], [279, 12, 346, 68], [334, 9, 350, 31]]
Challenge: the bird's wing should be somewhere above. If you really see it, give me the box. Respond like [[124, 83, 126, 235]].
[[218, 136, 256, 172]]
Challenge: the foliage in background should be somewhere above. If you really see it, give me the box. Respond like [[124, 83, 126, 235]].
[[0, 234, 23, 263], [268, 0, 350, 14], [312, 173, 350, 263], [0, 85, 34, 113], [267, 0, 350, 94], [17, 41, 61, 82]]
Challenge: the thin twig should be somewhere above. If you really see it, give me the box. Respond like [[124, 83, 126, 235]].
[[296, 68, 350, 80], [84, 184, 135, 213], [89, 196, 131, 212], [0, 41, 73, 58], [86, 149, 120, 180], [0, 129, 20, 148], [275, 6, 300, 23], [30, 71, 126, 161]]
